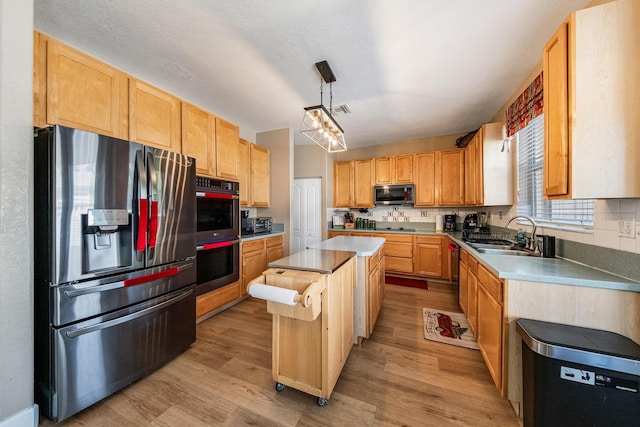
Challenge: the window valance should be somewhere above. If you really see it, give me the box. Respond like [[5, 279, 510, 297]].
[[505, 72, 544, 137]]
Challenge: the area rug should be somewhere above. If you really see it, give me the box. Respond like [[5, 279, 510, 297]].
[[422, 308, 479, 350], [385, 275, 428, 289]]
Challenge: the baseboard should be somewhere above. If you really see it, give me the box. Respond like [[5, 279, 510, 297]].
[[0, 405, 38, 427]]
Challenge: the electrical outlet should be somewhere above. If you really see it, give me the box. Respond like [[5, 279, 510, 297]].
[[618, 220, 636, 238], [421, 211, 428, 217]]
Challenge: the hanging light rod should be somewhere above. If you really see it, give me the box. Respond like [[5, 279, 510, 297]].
[[315, 60, 336, 83]]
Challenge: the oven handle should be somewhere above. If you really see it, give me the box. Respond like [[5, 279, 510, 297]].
[[196, 239, 240, 251], [63, 263, 194, 298], [65, 289, 193, 338], [195, 191, 239, 200]]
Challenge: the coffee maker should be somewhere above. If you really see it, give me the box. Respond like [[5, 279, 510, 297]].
[[444, 214, 457, 231]]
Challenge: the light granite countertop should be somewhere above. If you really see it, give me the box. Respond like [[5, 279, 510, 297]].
[[308, 236, 385, 256], [268, 249, 355, 274], [240, 230, 285, 242]]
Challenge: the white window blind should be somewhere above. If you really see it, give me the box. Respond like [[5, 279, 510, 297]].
[[516, 114, 594, 227]]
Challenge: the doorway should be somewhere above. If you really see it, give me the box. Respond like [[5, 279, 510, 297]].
[[291, 178, 322, 254]]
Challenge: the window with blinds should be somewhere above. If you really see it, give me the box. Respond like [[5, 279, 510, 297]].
[[516, 114, 594, 227]]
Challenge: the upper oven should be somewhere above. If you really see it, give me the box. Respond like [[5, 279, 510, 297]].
[[195, 176, 240, 244]]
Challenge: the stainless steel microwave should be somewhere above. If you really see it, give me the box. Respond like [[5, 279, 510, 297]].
[[374, 184, 415, 205]]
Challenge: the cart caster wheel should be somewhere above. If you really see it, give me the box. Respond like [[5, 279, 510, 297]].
[[275, 382, 285, 392], [317, 397, 328, 407]]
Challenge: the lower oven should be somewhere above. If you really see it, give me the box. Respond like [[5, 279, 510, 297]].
[[196, 176, 240, 244], [196, 238, 240, 295]]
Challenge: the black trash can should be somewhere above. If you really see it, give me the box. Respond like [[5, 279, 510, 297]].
[[516, 318, 640, 427]]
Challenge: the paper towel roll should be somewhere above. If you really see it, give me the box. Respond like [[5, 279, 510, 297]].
[[249, 283, 299, 306], [435, 215, 444, 232]]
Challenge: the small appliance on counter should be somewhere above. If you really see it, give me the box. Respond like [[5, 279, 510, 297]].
[[444, 214, 457, 231], [536, 234, 556, 258], [241, 216, 273, 235], [462, 213, 478, 231]]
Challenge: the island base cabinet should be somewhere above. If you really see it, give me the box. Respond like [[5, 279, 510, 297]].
[[258, 258, 355, 403]]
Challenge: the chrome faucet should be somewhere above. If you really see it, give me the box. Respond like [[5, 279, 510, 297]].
[[506, 215, 537, 251]]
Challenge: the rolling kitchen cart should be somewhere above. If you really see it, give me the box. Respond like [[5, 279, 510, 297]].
[[248, 250, 355, 406]]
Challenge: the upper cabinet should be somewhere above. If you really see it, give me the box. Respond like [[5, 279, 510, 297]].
[[334, 159, 374, 208], [334, 161, 354, 208], [129, 79, 181, 152], [414, 152, 436, 207], [544, 0, 640, 199], [374, 155, 413, 185], [465, 123, 512, 206], [36, 34, 128, 139], [437, 149, 465, 206], [238, 139, 250, 206], [215, 117, 239, 181], [250, 143, 270, 207], [182, 102, 216, 177]]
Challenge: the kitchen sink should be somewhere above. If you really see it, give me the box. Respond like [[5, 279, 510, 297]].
[[475, 248, 539, 257]]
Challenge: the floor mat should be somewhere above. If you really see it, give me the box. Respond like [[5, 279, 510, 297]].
[[385, 276, 428, 289], [422, 308, 479, 350]]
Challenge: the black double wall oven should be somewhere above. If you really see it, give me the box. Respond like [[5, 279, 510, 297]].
[[195, 176, 240, 295]]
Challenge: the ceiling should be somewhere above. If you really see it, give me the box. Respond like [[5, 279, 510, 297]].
[[34, 0, 590, 149]]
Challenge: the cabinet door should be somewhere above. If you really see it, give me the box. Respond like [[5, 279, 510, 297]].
[[477, 284, 503, 393], [354, 159, 374, 207], [437, 150, 465, 206], [215, 117, 239, 180], [543, 22, 570, 198], [251, 144, 270, 207], [367, 263, 380, 336], [265, 236, 284, 263], [182, 102, 215, 176], [414, 236, 442, 277], [334, 161, 354, 207], [129, 79, 180, 152], [374, 157, 393, 185], [238, 139, 250, 206], [394, 155, 413, 184], [46, 39, 128, 138], [464, 136, 477, 205], [242, 248, 266, 295], [414, 152, 436, 206], [458, 261, 469, 314], [468, 271, 478, 334]]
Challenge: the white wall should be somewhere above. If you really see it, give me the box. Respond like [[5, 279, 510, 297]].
[[0, 1, 38, 426], [294, 144, 333, 239]]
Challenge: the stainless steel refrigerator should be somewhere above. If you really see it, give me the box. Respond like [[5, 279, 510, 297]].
[[34, 125, 197, 422]]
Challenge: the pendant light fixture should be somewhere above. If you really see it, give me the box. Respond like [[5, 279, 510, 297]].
[[300, 60, 347, 152]]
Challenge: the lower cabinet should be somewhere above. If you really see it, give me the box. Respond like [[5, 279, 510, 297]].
[[366, 248, 385, 336], [467, 256, 479, 334], [458, 249, 469, 314], [377, 233, 414, 274], [196, 282, 242, 319], [414, 235, 448, 278], [476, 264, 505, 396], [242, 235, 284, 296]]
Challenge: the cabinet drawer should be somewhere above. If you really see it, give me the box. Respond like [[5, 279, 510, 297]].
[[378, 233, 414, 243], [415, 235, 442, 245], [478, 264, 502, 302], [468, 256, 479, 275], [265, 235, 283, 248], [384, 241, 413, 258], [242, 239, 264, 254], [460, 248, 468, 264], [385, 256, 413, 273]]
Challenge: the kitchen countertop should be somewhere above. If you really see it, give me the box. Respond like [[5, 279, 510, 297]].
[[240, 230, 285, 242], [308, 236, 385, 256], [268, 248, 355, 274], [329, 227, 640, 292]]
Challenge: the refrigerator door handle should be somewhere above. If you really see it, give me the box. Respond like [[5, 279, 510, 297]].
[[147, 151, 159, 249], [65, 289, 193, 338], [135, 150, 148, 251]]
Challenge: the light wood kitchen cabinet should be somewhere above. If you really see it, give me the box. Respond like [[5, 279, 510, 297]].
[[215, 117, 239, 181], [378, 233, 413, 274], [367, 248, 385, 336], [38, 35, 129, 138], [437, 149, 465, 206], [544, 0, 640, 199], [333, 161, 354, 208], [251, 143, 270, 207], [181, 102, 216, 177], [477, 264, 504, 395], [333, 160, 373, 208], [238, 139, 250, 206], [467, 255, 479, 334], [413, 235, 444, 278], [374, 155, 413, 185], [464, 123, 512, 206], [458, 249, 469, 314], [414, 152, 436, 207], [129, 79, 181, 152], [241, 235, 283, 296], [196, 281, 242, 320]]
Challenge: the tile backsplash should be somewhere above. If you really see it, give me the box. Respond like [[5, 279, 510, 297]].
[[329, 198, 640, 255]]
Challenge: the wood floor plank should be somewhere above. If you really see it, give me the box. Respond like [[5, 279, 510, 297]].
[[39, 280, 520, 426]]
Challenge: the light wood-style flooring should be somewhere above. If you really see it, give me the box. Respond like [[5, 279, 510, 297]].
[[41, 282, 521, 426]]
